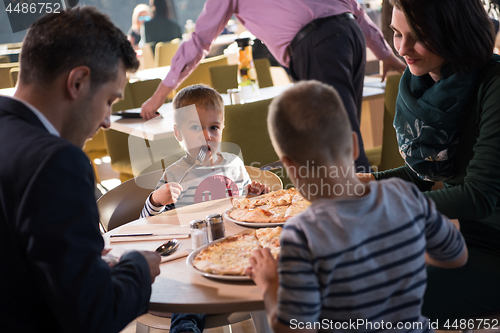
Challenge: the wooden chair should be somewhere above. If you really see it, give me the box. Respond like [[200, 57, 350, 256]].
[[154, 38, 180, 67], [0, 55, 9, 63], [209, 58, 274, 94], [97, 165, 282, 232], [97, 169, 161, 232], [176, 55, 228, 91], [365, 74, 404, 172], [222, 97, 279, 168], [245, 165, 282, 191], [9, 67, 19, 87], [0, 62, 19, 88]]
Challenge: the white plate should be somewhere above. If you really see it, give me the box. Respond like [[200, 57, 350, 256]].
[[186, 240, 252, 281], [223, 206, 285, 228]]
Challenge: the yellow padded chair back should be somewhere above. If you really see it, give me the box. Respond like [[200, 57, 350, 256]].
[[209, 58, 274, 94], [378, 73, 404, 171], [112, 82, 135, 112], [177, 55, 228, 91], [0, 55, 9, 63], [0, 63, 19, 88], [154, 38, 180, 67], [9, 67, 19, 87], [209, 64, 238, 94], [253, 58, 274, 88], [129, 78, 162, 107], [222, 98, 278, 168]]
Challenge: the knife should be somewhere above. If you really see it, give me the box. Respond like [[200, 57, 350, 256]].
[[110, 233, 190, 238]]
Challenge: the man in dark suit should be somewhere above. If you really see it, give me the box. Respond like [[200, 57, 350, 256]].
[[0, 7, 161, 333]]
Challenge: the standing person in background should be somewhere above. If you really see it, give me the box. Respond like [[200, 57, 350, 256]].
[[142, 0, 182, 52], [359, 0, 500, 323], [0, 7, 161, 332], [128, 4, 152, 49], [140, 0, 407, 173]]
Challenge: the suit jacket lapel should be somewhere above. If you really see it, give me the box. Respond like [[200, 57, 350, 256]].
[[0, 96, 47, 132]]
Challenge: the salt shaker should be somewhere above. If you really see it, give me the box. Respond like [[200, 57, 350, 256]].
[[190, 219, 208, 249], [206, 213, 225, 242]]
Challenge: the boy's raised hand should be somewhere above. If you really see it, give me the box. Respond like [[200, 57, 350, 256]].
[[150, 182, 183, 206], [245, 181, 270, 196], [245, 248, 279, 294]]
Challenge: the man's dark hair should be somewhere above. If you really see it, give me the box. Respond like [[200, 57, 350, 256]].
[[20, 7, 139, 90], [390, 0, 495, 73]]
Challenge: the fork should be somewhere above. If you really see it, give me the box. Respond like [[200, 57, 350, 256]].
[[178, 146, 208, 183]]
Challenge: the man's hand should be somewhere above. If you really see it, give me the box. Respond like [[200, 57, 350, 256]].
[[138, 251, 161, 283], [245, 181, 270, 196], [140, 83, 173, 120], [380, 53, 407, 81], [151, 182, 183, 206], [245, 248, 279, 294]]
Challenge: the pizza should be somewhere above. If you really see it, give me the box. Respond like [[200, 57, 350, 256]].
[[229, 188, 310, 223], [193, 227, 282, 276]]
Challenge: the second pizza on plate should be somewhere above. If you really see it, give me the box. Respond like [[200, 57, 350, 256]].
[[229, 188, 310, 223]]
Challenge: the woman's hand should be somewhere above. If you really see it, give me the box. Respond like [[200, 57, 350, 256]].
[[357, 173, 375, 183]]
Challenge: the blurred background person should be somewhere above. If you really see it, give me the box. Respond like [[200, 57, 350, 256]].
[[128, 3, 152, 50], [142, 0, 182, 52]]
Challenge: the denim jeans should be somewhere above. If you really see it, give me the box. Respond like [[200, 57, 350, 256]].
[[170, 313, 207, 333]]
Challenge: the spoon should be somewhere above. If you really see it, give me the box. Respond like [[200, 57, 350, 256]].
[[155, 239, 181, 256]]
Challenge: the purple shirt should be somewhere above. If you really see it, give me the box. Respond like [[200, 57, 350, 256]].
[[163, 0, 391, 89]]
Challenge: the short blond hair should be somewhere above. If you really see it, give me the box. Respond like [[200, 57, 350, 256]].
[[267, 81, 352, 166], [173, 84, 224, 125]]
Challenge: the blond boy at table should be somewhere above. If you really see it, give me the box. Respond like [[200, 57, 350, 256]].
[[140, 84, 270, 333], [245, 81, 468, 333], [141, 84, 268, 218]]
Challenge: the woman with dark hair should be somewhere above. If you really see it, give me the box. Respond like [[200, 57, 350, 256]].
[[142, 0, 182, 50], [360, 0, 500, 323]]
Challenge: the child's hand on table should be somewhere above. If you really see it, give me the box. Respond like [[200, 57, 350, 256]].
[[151, 182, 183, 206], [245, 248, 279, 294], [245, 181, 270, 196]]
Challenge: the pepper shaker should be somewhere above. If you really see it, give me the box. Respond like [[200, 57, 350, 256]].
[[190, 219, 208, 249], [206, 213, 225, 242]]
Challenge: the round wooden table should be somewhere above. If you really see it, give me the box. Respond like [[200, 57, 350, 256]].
[[104, 197, 272, 332]]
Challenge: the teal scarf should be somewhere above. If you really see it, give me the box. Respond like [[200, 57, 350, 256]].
[[394, 63, 479, 181]]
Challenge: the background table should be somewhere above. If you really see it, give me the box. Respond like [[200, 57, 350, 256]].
[[110, 83, 385, 142]]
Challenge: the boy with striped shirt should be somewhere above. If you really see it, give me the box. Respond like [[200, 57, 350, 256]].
[[245, 81, 467, 333]]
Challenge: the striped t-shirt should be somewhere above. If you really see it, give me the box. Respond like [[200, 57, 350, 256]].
[[141, 152, 251, 217], [277, 178, 465, 332]]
